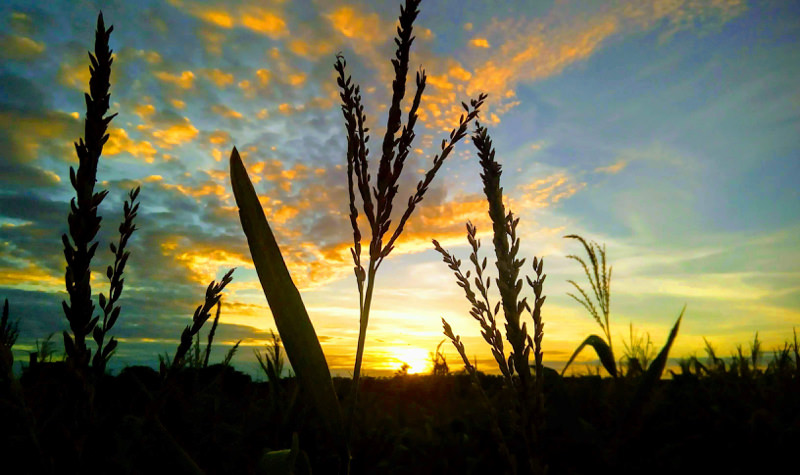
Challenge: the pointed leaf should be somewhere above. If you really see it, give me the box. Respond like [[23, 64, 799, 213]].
[[230, 147, 343, 438]]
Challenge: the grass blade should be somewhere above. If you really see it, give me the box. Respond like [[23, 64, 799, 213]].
[[636, 307, 684, 396], [230, 148, 344, 440], [561, 334, 617, 377]]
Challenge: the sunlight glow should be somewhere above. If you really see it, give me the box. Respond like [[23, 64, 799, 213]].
[[391, 347, 432, 374]]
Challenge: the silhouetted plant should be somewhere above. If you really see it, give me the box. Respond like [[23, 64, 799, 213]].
[[255, 330, 285, 382], [436, 124, 548, 474], [92, 186, 140, 375], [164, 269, 234, 376], [333, 0, 487, 434], [202, 301, 221, 368], [31, 333, 57, 366], [1, 299, 19, 376], [621, 323, 655, 377], [429, 340, 449, 376], [61, 13, 139, 371], [231, 0, 486, 468], [221, 340, 241, 367], [1, 299, 19, 349], [561, 235, 616, 377]]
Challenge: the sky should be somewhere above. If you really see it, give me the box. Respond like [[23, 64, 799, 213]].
[[1, 0, 798, 377]]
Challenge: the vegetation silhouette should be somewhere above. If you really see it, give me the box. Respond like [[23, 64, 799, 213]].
[[0, 2, 798, 475]]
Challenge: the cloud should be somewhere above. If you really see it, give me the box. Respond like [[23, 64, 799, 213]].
[[595, 159, 628, 174], [147, 117, 199, 148], [469, 38, 490, 48], [0, 34, 45, 60], [175, 1, 289, 38], [104, 128, 159, 163], [241, 8, 289, 38], [154, 70, 196, 89], [325, 7, 387, 43], [58, 59, 91, 91], [513, 173, 586, 210], [204, 68, 235, 87]]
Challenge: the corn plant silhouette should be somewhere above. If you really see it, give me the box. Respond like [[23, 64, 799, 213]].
[[334, 0, 486, 437], [560, 235, 617, 377]]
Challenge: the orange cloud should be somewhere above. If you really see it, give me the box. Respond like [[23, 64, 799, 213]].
[[255, 68, 272, 86], [469, 37, 490, 48], [154, 70, 196, 89], [0, 263, 62, 290], [211, 104, 244, 119], [134, 103, 156, 119], [208, 130, 231, 145], [104, 127, 158, 162], [150, 117, 199, 148], [205, 68, 235, 87], [326, 7, 386, 42], [159, 236, 250, 284], [287, 73, 307, 86], [513, 173, 585, 210], [197, 9, 234, 28], [241, 9, 288, 38]]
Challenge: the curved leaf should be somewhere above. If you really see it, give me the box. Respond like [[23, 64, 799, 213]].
[[230, 147, 343, 439], [561, 334, 617, 377], [631, 306, 684, 409]]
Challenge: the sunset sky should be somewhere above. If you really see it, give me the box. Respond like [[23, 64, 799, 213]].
[[1, 0, 798, 376]]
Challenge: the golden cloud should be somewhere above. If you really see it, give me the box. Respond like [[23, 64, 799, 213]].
[[197, 9, 234, 28], [241, 9, 289, 38], [0, 262, 62, 290], [326, 7, 386, 42], [154, 70, 196, 89], [150, 117, 199, 148], [208, 130, 231, 145], [469, 37, 490, 48], [159, 235, 251, 284], [211, 104, 244, 119], [104, 127, 158, 162], [513, 173, 585, 210], [58, 60, 91, 91], [134, 103, 156, 119], [205, 68, 235, 87]]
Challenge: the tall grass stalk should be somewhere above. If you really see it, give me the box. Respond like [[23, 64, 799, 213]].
[[165, 269, 234, 375], [202, 301, 222, 368], [436, 124, 547, 474], [92, 186, 139, 374], [61, 13, 139, 372], [561, 235, 616, 377], [333, 0, 486, 435], [61, 13, 116, 368]]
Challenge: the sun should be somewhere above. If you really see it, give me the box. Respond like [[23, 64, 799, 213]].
[[393, 347, 431, 374]]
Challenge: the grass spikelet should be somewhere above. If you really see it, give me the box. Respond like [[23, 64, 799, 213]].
[[61, 12, 116, 368], [202, 301, 222, 368], [167, 268, 234, 374], [92, 186, 140, 374]]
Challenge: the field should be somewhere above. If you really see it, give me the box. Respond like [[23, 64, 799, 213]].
[[1, 1, 798, 473], [3, 358, 799, 474]]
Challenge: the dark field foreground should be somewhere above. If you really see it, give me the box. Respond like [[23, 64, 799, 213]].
[[2, 364, 798, 474]]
